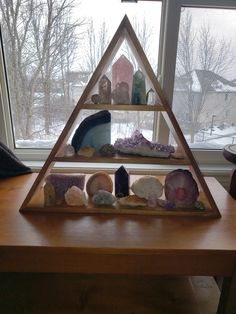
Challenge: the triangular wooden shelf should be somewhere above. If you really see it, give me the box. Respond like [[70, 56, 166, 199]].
[[20, 15, 221, 218]]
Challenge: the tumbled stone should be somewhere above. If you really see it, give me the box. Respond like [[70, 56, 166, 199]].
[[92, 190, 116, 206]]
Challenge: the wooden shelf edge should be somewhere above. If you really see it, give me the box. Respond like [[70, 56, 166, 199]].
[[54, 155, 190, 165], [20, 205, 217, 218], [81, 104, 164, 111]]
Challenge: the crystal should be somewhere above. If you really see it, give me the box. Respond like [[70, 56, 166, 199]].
[[65, 186, 86, 206], [99, 144, 116, 157], [132, 70, 146, 105], [44, 182, 56, 207], [112, 55, 134, 103], [146, 88, 156, 105], [131, 176, 163, 200], [114, 130, 175, 158], [45, 174, 85, 204], [115, 165, 129, 198], [64, 144, 75, 157], [112, 82, 130, 104], [99, 75, 111, 104], [92, 190, 116, 206]]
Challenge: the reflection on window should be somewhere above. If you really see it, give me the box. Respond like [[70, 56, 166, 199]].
[[0, 0, 161, 149], [172, 7, 236, 149]]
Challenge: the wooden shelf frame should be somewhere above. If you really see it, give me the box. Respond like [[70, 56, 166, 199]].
[[20, 15, 221, 218]]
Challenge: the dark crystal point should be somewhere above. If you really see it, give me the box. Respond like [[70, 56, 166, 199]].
[[115, 165, 129, 198]]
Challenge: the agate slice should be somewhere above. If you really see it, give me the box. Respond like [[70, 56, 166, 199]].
[[164, 169, 199, 208], [114, 130, 174, 158], [71, 110, 111, 153], [86, 172, 113, 197]]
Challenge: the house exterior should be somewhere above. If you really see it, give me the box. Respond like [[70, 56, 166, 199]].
[[173, 70, 236, 130]]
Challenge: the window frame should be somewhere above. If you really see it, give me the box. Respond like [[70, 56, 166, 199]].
[[0, 0, 235, 166], [159, 0, 236, 166]]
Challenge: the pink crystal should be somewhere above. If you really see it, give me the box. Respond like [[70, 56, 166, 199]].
[[112, 55, 134, 102]]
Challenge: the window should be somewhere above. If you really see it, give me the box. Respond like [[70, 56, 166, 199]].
[[0, 0, 235, 167], [0, 0, 162, 159], [172, 6, 236, 150]]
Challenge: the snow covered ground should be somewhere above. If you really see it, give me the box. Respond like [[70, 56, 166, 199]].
[[15, 123, 236, 150]]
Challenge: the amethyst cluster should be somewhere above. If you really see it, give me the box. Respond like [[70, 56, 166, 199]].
[[114, 130, 174, 158]]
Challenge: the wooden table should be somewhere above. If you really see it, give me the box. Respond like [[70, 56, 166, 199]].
[[0, 173, 236, 313]]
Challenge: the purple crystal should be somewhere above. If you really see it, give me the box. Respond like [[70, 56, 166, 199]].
[[45, 174, 85, 202], [114, 130, 174, 157]]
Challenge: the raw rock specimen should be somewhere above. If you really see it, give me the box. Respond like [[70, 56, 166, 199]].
[[118, 195, 147, 208], [86, 171, 113, 197], [114, 130, 174, 158], [64, 144, 75, 157], [99, 144, 116, 157], [45, 174, 85, 204], [71, 110, 111, 153], [115, 165, 129, 198], [65, 186, 86, 206], [77, 146, 95, 157], [112, 82, 130, 104], [164, 169, 199, 208], [92, 190, 116, 206], [131, 176, 163, 200], [99, 75, 111, 104], [132, 70, 146, 105]]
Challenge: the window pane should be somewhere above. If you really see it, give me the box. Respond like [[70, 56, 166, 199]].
[[172, 7, 236, 149], [0, 0, 162, 149]]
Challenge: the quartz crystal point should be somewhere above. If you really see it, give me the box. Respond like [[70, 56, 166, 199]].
[[112, 55, 134, 103], [132, 70, 146, 105], [115, 165, 129, 198], [99, 75, 111, 104]]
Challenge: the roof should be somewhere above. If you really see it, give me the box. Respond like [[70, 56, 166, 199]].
[[175, 69, 236, 93]]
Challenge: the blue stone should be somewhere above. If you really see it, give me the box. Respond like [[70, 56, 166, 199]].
[[115, 165, 129, 198]]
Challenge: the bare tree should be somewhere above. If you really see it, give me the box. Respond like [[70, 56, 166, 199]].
[[0, 0, 84, 139], [81, 19, 109, 72], [175, 10, 233, 143]]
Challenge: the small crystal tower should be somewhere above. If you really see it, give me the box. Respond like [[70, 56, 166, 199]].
[[115, 165, 129, 198], [132, 70, 146, 104], [99, 75, 111, 104]]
